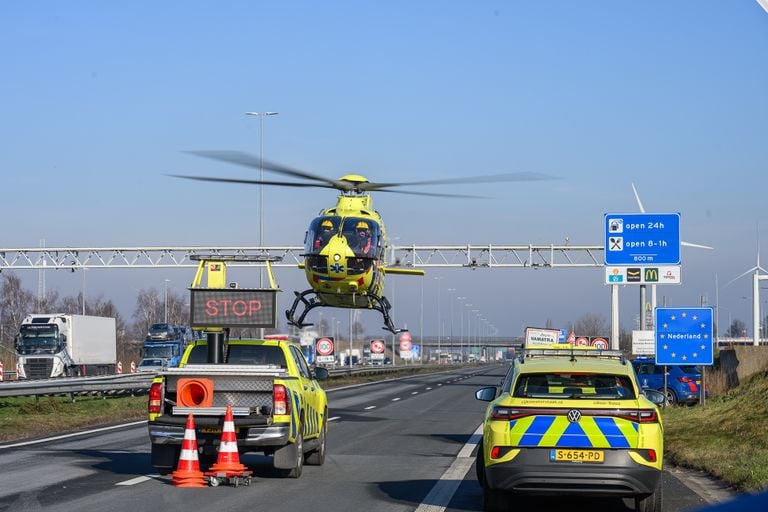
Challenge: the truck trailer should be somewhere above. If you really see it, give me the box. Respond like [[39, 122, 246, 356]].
[[15, 314, 117, 379]]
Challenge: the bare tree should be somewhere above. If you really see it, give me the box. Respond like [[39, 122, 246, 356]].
[[572, 313, 609, 337], [352, 320, 366, 340], [166, 290, 189, 326], [727, 319, 747, 338], [132, 288, 161, 339], [0, 273, 34, 352]]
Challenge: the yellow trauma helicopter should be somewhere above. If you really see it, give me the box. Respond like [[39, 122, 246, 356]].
[[172, 150, 554, 333]]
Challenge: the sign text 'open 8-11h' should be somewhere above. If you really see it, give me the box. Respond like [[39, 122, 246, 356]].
[[189, 288, 277, 328], [654, 307, 714, 366], [604, 213, 681, 266]]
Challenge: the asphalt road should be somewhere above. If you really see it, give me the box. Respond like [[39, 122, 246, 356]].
[[0, 365, 721, 512]]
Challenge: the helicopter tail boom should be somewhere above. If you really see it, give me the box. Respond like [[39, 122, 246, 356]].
[[381, 267, 425, 276]]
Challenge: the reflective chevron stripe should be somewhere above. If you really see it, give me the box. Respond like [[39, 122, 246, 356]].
[[510, 415, 639, 448]]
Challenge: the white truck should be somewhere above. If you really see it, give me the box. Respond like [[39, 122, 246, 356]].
[[15, 314, 117, 379]]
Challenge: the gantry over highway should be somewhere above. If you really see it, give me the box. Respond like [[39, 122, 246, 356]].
[[0, 244, 604, 269]]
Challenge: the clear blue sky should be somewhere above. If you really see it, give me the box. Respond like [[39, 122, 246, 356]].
[[2, 1, 767, 338]]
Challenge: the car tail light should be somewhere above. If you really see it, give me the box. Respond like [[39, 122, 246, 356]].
[[615, 409, 659, 423], [491, 406, 659, 423], [678, 376, 698, 392], [273, 384, 290, 415], [148, 382, 163, 414], [491, 407, 558, 420], [490, 446, 513, 459], [633, 449, 658, 462]]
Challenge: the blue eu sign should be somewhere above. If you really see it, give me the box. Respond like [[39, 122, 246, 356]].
[[604, 213, 681, 265], [654, 307, 714, 366]]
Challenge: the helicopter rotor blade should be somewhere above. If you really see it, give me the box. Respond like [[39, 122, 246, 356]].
[[167, 174, 339, 189], [185, 150, 348, 190], [359, 171, 560, 191], [373, 188, 487, 199]]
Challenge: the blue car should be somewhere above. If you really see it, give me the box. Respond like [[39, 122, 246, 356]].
[[631, 357, 703, 405]]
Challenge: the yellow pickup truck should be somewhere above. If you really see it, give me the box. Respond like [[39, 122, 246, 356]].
[[148, 337, 329, 478]]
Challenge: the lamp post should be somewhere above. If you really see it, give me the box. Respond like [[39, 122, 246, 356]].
[[464, 303, 472, 360], [164, 279, 171, 323], [447, 288, 456, 361], [244, 111, 279, 250], [420, 276, 424, 363], [457, 296, 466, 362], [434, 276, 443, 363], [245, 111, 279, 340], [81, 268, 88, 315]]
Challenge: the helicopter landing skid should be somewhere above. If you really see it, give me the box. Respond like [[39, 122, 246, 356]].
[[285, 289, 402, 334]]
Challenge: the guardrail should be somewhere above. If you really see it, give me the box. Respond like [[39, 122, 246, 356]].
[[0, 364, 441, 399]]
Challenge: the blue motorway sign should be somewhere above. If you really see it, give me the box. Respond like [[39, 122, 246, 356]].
[[654, 307, 714, 366], [604, 213, 681, 265]]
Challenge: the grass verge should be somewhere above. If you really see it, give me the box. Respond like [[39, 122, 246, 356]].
[[0, 394, 147, 443], [662, 369, 768, 492]]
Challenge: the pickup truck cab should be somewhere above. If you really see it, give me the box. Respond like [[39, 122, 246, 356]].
[[148, 338, 329, 478]]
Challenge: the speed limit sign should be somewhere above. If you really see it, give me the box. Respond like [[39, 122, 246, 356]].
[[370, 339, 385, 354], [399, 331, 412, 352], [316, 337, 334, 356]]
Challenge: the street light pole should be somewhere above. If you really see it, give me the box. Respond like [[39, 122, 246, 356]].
[[434, 277, 443, 363], [245, 111, 279, 254], [245, 111, 278, 339], [457, 296, 466, 362], [81, 268, 87, 315], [164, 279, 171, 323], [447, 288, 456, 361]]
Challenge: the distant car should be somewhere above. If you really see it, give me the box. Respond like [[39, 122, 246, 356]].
[[147, 323, 176, 341], [137, 358, 167, 372], [631, 357, 703, 405]]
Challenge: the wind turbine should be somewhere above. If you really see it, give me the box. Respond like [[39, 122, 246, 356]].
[[630, 184, 714, 330], [724, 226, 766, 346]]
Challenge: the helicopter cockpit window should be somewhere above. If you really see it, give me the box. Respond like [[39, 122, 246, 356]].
[[342, 218, 381, 257], [306, 216, 340, 254]]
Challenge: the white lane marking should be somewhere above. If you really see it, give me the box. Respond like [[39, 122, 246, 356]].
[[0, 420, 148, 450], [328, 416, 341, 422], [411, 391, 419, 395], [116, 475, 155, 486], [437, 383, 442, 386], [364, 405, 376, 410], [392, 397, 401, 401], [426, 387, 433, 390], [415, 424, 483, 512]]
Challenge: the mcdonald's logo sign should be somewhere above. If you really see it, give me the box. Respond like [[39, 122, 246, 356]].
[[644, 268, 659, 282]]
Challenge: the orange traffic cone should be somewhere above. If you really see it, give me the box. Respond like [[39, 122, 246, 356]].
[[171, 414, 207, 487], [205, 405, 249, 476]]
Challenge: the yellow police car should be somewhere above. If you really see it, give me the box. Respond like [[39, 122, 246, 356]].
[[475, 344, 665, 512]]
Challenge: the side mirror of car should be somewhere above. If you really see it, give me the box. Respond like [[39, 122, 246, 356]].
[[314, 366, 330, 381], [643, 388, 666, 406], [475, 386, 497, 402]]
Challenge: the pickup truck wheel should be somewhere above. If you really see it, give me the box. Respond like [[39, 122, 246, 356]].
[[276, 429, 304, 478], [305, 419, 326, 466], [151, 444, 180, 475]]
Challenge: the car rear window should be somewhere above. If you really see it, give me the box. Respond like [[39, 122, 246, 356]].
[[513, 372, 636, 400], [184, 344, 286, 368]]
